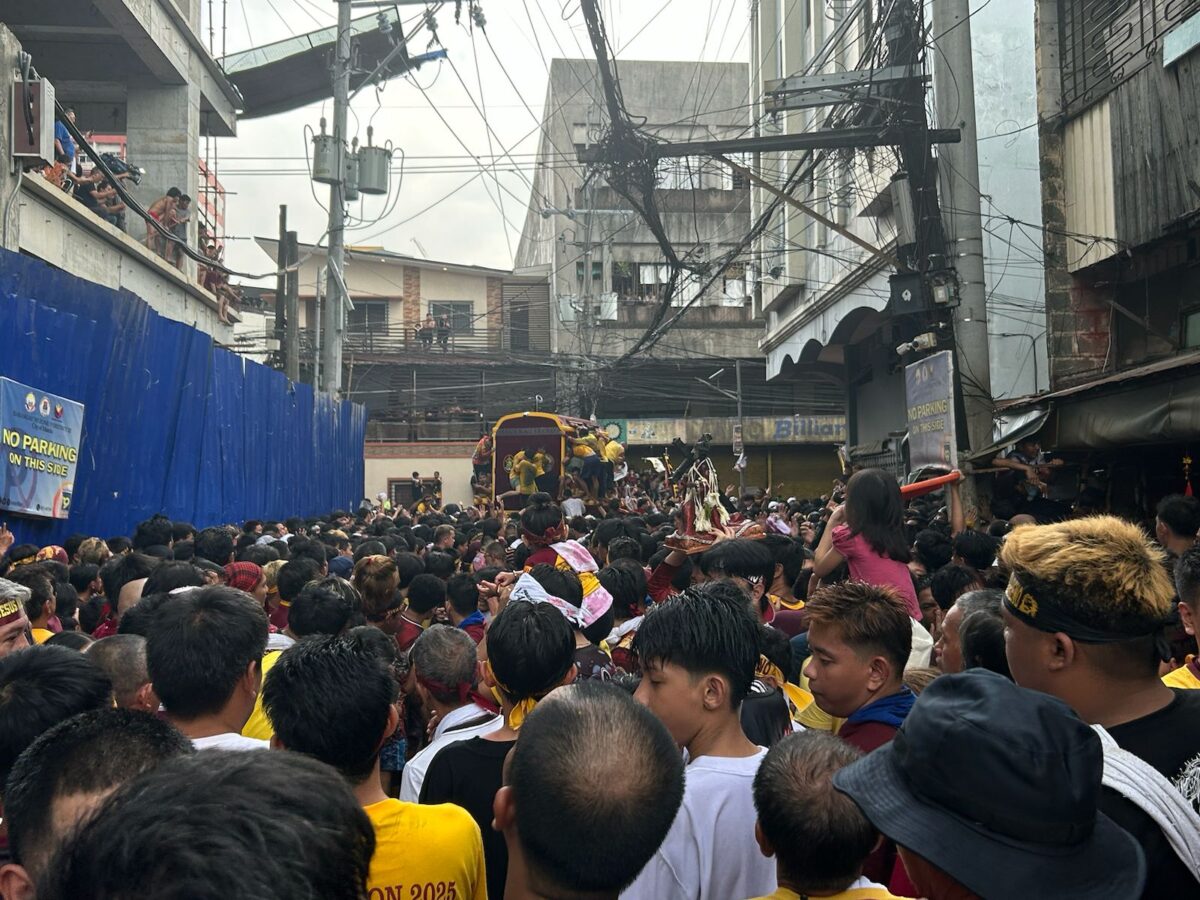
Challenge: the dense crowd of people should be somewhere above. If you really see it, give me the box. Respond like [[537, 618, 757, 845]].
[[0, 468, 1198, 899]]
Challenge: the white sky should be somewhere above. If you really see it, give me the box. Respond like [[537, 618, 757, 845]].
[[210, 0, 752, 283]]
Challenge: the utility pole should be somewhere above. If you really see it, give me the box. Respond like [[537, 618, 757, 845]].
[[735, 358, 746, 496], [933, 0, 992, 454], [321, 0, 353, 394], [284, 229, 300, 383], [275, 205, 287, 369]]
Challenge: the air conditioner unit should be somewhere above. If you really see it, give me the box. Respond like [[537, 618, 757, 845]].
[[12, 76, 55, 166]]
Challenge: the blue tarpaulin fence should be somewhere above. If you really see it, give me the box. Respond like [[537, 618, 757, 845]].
[[0, 249, 366, 546]]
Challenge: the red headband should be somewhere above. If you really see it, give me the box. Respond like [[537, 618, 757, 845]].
[[417, 673, 472, 705], [521, 524, 563, 547]]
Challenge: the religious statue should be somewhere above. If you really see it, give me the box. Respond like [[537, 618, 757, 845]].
[[664, 434, 733, 554]]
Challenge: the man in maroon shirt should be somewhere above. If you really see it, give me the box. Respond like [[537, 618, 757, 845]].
[[803, 582, 915, 753]]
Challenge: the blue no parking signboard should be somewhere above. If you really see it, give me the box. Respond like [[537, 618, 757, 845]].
[[0, 377, 85, 519]]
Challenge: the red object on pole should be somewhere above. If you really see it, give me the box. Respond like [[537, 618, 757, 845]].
[[901, 470, 964, 499]]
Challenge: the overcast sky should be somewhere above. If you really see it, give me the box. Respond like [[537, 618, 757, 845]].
[[210, 1, 750, 284]]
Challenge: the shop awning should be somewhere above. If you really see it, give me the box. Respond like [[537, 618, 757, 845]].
[[993, 352, 1200, 450], [220, 7, 446, 119], [968, 407, 1050, 462]]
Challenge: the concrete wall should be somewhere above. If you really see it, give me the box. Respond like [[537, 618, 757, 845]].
[[365, 443, 476, 507], [18, 175, 230, 337]]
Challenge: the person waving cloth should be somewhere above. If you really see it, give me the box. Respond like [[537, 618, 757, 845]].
[[518, 493, 614, 617]]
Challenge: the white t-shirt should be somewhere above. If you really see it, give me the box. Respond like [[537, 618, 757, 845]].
[[562, 497, 587, 518], [621, 748, 774, 900], [192, 732, 270, 752], [398, 704, 503, 802]]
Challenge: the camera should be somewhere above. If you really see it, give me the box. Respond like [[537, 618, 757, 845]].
[[100, 152, 145, 185]]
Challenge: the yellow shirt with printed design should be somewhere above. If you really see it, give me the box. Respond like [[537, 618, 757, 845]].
[[364, 798, 488, 900], [31, 628, 54, 644], [241, 649, 282, 741]]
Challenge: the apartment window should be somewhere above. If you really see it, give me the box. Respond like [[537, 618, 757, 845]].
[[1184, 308, 1200, 349], [428, 301, 474, 334], [347, 300, 388, 331]]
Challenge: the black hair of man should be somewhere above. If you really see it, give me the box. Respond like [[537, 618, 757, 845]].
[[444, 573, 481, 618], [761, 534, 809, 588], [753, 730, 874, 893], [952, 530, 1000, 571], [3, 708, 193, 878], [598, 560, 648, 621], [98, 553, 158, 609], [144, 585, 267, 720], [85, 634, 150, 707], [242, 520, 262, 534], [39, 750, 375, 900], [959, 607, 1012, 679], [68, 563, 99, 595], [142, 560, 204, 595], [407, 573, 447, 616], [277, 558, 321, 604], [424, 550, 456, 581], [171, 521, 196, 543], [528, 563, 584, 607], [488, 600, 576, 702], [45, 630, 91, 651], [105, 536, 132, 556], [929, 562, 983, 612], [698, 538, 776, 586], [290, 579, 364, 637], [592, 518, 635, 552], [193, 526, 235, 566], [63, 534, 88, 562], [0, 646, 113, 788], [606, 536, 642, 564], [118, 591, 175, 637], [352, 540, 386, 563], [649, 546, 693, 592], [264, 635, 394, 781], [288, 537, 331, 569], [633, 580, 761, 707], [7, 568, 54, 620], [1157, 493, 1200, 541], [394, 551, 424, 590], [1176, 546, 1200, 609], [507, 682, 685, 895], [172, 539, 195, 561], [132, 515, 173, 551], [913, 529, 954, 572], [238, 543, 280, 566]]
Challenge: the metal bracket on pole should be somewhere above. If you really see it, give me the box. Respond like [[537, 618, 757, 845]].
[[764, 65, 927, 112]]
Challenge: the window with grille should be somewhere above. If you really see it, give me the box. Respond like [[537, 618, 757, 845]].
[[428, 301, 474, 333]]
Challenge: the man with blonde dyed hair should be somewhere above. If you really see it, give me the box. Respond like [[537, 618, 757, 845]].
[[1000, 516, 1200, 897]]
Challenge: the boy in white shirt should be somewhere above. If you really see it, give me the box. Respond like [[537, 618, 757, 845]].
[[622, 581, 776, 900]]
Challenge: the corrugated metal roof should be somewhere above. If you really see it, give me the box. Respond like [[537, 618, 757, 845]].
[[997, 351, 1200, 409]]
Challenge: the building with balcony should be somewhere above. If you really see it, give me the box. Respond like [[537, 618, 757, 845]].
[[752, 0, 1046, 452], [978, 0, 1200, 512], [0, 2, 239, 336], [514, 57, 833, 426]]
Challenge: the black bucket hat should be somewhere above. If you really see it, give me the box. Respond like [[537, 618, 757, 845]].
[[832, 670, 1145, 900]]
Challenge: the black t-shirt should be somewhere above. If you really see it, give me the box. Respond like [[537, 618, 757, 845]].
[[1102, 689, 1200, 896], [419, 735, 515, 900]]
